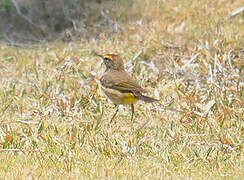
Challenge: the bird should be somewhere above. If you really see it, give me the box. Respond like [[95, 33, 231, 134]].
[[96, 53, 158, 122]]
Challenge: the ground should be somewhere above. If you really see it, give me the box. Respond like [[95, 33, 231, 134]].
[[0, 0, 243, 179]]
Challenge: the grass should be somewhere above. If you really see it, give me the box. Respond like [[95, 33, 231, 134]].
[[0, 0, 243, 179]]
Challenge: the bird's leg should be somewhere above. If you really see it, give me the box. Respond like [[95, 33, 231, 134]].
[[131, 104, 135, 121], [110, 105, 119, 123]]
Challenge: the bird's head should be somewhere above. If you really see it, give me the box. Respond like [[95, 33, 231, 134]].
[[96, 53, 125, 71]]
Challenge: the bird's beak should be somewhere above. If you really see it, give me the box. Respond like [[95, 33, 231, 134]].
[[96, 54, 103, 58], [92, 51, 103, 59]]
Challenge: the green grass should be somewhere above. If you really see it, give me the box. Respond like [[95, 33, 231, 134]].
[[0, 0, 243, 179]]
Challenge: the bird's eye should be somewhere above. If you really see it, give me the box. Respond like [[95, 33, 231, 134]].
[[104, 57, 111, 61]]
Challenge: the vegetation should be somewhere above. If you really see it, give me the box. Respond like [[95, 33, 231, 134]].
[[0, 0, 243, 179]]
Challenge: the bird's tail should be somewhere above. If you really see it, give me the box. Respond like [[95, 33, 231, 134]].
[[138, 94, 159, 103]]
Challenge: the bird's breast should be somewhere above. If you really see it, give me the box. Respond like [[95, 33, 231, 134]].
[[101, 87, 138, 105]]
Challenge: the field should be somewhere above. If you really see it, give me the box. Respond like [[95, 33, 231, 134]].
[[0, 0, 243, 179]]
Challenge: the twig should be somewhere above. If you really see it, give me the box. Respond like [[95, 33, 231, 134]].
[[100, 9, 124, 32], [181, 53, 199, 70], [162, 41, 183, 49], [4, 34, 29, 48], [0, 148, 24, 153], [125, 50, 142, 66], [132, 50, 142, 62], [228, 7, 244, 19], [0, 148, 40, 153], [11, 0, 45, 35]]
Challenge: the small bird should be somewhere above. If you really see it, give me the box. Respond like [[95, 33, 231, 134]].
[[96, 53, 158, 122]]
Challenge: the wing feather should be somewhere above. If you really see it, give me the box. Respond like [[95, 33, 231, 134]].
[[100, 71, 146, 93]]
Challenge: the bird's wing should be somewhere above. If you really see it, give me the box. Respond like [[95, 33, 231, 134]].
[[100, 71, 146, 93]]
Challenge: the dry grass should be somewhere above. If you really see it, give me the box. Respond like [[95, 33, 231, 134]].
[[0, 0, 243, 179]]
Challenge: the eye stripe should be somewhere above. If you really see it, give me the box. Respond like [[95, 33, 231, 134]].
[[103, 55, 113, 60]]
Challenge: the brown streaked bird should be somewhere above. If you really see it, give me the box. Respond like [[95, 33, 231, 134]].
[[96, 53, 158, 122]]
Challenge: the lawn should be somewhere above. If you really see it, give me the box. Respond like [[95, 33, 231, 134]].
[[0, 0, 243, 179]]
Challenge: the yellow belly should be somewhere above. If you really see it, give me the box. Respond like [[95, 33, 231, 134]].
[[102, 87, 138, 105]]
